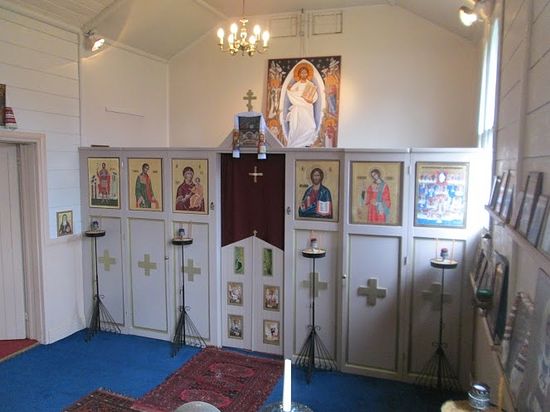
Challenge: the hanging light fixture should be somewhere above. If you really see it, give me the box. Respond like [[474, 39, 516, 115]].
[[216, 0, 270, 56], [84, 31, 105, 52], [459, 0, 494, 27]]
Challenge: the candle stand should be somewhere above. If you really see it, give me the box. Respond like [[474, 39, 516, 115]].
[[415, 257, 461, 391], [171, 236, 206, 356], [84, 229, 121, 341], [295, 248, 337, 383]]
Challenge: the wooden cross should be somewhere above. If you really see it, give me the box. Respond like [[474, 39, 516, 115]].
[[138, 254, 157, 276], [422, 282, 452, 311], [184, 258, 201, 281], [243, 89, 257, 111], [99, 249, 116, 271], [302, 272, 328, 298], [248, 166, 263, 183], [357, 278, 387, 306]]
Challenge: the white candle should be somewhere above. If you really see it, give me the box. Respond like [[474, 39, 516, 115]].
[[435, 238, 439, 258], [282, 358, 292, 411]]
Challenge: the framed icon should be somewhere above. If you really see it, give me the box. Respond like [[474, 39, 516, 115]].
[[56, 210, 73, 237], [227, 282, 243, 306], [172, 159, 208, 214], [128, 158, 162, 211], [351, 161, 402, 225], [263, 285, 280, 311], [414, 162, 468, 228], [228, 314, 243, 339], [263, 320, 280, 345], [88, 157, 120, 208], [296, 160, 339, 221]]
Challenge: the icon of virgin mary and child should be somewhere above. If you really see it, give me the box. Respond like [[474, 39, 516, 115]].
[[175, 166, 205, 212]]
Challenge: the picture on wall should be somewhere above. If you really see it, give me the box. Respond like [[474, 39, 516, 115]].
[[128, 158, 162, 211], [228, 314, 243, 339], [517, 172, 543, 236], [486, 252, 509, 344], [296, 160, 339, 222], [227, 282, 243, 306], [350, 161, 402, 225], [539, 211, 550, 258], [263, 285, 280, 311], [527, 195, 549, 246], [234, 246, 244, 274], [265, 56, 341, 148], [172, 159, 208, 214], [414, 162, 468, 228], [88, 157, 120, 208], [56, 210, 73, 237], [263, 248, 273, 276], [518, 269, 550, 412], [263, 320, 280, 345], [0, 84, 5, 126]]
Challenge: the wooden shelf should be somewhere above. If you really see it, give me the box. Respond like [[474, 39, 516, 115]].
[[485, 206, 550, 269]]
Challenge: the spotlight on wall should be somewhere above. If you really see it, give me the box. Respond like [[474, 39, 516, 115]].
[[459, 0, 494, 26], [84, 31, 105, 52]]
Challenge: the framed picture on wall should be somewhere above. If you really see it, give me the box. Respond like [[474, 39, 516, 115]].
[[510, 191, 525, 229], [494, 171, 509, 214], [486, 252, 509, 344], [56, 210, 73, 237], [128, 158, 163, 211], [526, 195, 549, 246], [350, 161, 403, 225], [172, 159, 208, 214], [500, 170, 515, 222], [538, 209, 550, 258], [0, 84, 5, 126], [488, 175, 501, 209], [295, 160, 339, 222], [263, 285, 280, 311], [414, 162, 469, 228], [88, 157, 120, 209], [227, 282, 243, 306], [517, 172, 543, 236]]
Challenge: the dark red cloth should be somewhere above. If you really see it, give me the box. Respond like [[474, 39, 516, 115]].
[[221, 154, 285, 250]]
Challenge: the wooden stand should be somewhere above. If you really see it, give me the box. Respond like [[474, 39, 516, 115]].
[[295, 248, 337, 383], [416, 258, 460, 391], [84, 230, 121, 341], [171, 237, 206, 355]]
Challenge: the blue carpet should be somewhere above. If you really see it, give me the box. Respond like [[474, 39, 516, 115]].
[[0, 330, 457, 411]]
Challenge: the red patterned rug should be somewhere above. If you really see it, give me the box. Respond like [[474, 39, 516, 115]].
[[0, 339, 38, 362], [133, 347, 283, 412], [64, 388, 136, 411]]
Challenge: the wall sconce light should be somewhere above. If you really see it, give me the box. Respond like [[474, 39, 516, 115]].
[[459, 0, 494, 26], [84, 31, 105, 52]]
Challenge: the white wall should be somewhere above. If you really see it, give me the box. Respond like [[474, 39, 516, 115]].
[[80, 45, 169, 147], [169, 5, 480, 148]]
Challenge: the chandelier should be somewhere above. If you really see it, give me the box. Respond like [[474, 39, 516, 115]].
[[216, 0, 270, 56]]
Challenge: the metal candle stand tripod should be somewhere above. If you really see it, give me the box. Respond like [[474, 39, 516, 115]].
[[85, 229, 121, 341], [296, 248, 337, 383], [416, 258, 460, 392], [171, 237, 206, 356]]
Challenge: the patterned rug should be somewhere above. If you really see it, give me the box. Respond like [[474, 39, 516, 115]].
[[0, 339, 38, 362], [64, 388, 136, 411], [133, 347, 283, 412]]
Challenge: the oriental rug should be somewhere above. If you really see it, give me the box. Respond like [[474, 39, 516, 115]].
[[133, 347, 283, 412], [0, 338, 38, 362], [64, 388, 136, 412]]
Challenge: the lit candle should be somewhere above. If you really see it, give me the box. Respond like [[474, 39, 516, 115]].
[[282, 358, 292, 411]]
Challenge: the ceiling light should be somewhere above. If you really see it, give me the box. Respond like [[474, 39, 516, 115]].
[[459, 0, 494, 26], [216, 0, 269, 56], [84, 31, 105, 52]]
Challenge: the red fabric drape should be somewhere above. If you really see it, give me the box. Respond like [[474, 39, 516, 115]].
[[221, 154, 285, 250]]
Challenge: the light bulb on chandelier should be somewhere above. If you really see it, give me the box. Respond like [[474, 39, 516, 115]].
[[216, 0, 270, 56]]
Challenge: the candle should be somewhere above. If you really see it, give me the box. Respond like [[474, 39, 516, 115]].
[[282, 359, 292, 412], [451, 239, 455, 261], [435, 238, 439, 258]]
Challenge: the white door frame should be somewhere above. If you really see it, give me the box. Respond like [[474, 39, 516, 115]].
[[0, 130, 47, 342]]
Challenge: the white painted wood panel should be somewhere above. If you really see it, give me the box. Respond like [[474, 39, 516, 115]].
[[88, 216, 125, 326], [47, 188, 80, 208], [14, 109, 79, 135], [498, 82, 522, 129], [172, 221, 210, 341], [525, 104, 550, 157], [533, 0, 550, 20], [0, 18, 78, 60], [527, 50, 550, 111], [499, 41, 525, 100], [294, 230, 337, 358], [0, 7, 78, 42], [0, 41, 78, 79], [503, 0, 527, 37], [8, 87, 79, 117], [496, 121, 521, 161], [409, 237, 465, 374], [47, 169, 80, 189], [347, 234, 400, 372], [46, 150, 79, 170], [531, 1, 550, 65], [129, 218, 168, 334], [0, 63, 79, 98], [502, 0, 528, 65], [0, 145, 25, 340]]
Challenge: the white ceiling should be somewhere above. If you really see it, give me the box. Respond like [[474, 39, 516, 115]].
[[1, 0, 481, 60]]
